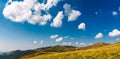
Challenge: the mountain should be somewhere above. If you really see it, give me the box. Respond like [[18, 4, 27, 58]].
[[0, 51, 4, 55], [35, 45, 79, 52], [20, 42, 120, 59], [0, 42, 111, 59], [19, 42, 110, 59], [79, 42, 110, 50], [0, 50, 36, 59], [0, 45, 79, 59]]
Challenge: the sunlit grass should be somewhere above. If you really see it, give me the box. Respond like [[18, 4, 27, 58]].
[[20, 42, 120, 59]]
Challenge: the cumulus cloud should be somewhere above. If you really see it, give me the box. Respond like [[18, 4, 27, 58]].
[[3, 0, 60, 26], [50, 11, 64, 27], [63, 3, 81, 21], [62, 42, 68, 45], [64, 36, 70, 39], [40, 40, 44, 44], [78, 23, 86, 30], [56, 37, 63, 42], [75, 42, 79, 45], [50, 34, 58, 39], [95, 32, 104, 39], [43, 0, 60, 10], [3, 0, 81, 27], [63, 3, 71, 15], [108, 29, 120, 37], [68, 10, 81, 21], [28, 14, 52, 25], [80, 42, 86, 46], [112, 11, 118, 16], [3, 1, 33, 22], [62, 42, 72, 45], [33, 41, 37, 44]]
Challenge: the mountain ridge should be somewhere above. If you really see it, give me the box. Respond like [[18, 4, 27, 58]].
[[20, 42, 120, 59], [0, 42, 111, 59]]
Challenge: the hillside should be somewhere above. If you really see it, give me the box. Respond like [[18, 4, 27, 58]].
[[0, 46, 79, 59], [0, 51, 4, 55], [0, 50, 36, 59], [19, 42, 120, 59], [79, 42, 110, 50], [35, 45, 79, 52]]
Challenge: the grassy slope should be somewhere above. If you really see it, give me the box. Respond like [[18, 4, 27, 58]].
[[20, 42, 120, 59]]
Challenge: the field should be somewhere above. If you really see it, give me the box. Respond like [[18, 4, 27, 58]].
[[20, 42, 120, 59]]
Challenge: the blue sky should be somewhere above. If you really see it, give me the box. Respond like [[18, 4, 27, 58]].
[[0, 0, 120, 52]]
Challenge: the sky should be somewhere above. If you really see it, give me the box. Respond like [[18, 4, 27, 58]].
[[0, 0, 120, 52]]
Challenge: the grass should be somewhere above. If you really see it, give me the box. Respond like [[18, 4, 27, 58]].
[[19, 42, 120, 59]]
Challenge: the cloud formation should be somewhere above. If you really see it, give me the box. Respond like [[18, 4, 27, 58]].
[[112, 11, 118, 16], [80, 42, 86, 46], [95, 32, 104, 39], [50, 34, 58, 39], [33, 41, 37, 44], [109, 29, 120, 37], [50, 11, 64, 27], [3, 0, 60, 26], [3, 0, 82, 28], [40, 40, 44, 44], [78, 23, 86, 30], [56, 37, 63, 42], [62, 42, 72, 45], [63, 3, 81, 21], [50, 34, 75, 43]]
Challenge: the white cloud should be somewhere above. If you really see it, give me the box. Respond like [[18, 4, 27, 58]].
[[112, 11, 118, 16], [3, 1, 33, 22], [68, 10, 81, 21], [75, 42, 79, 45], [3, 0, 60, 26], [62, 42, 72, 45], [44, 0, 60, 10], [68, 42, 72, 45], [109, 29, 120, 37], [28, 14, 52, 25], [63, 3, 81, 21], [33, 41, 37, 44], [40, 40, 43, 44], [78, 23, 86, 30], [80, 42, 86, 46], [50, 34, 58, 39], [56, 37, 63, 42], [95, 33, 104, 39], [63, 3, 71, 15], [3, 0, 81, 27], [62, 42, 68, 45], [51, 11, 64, 27]]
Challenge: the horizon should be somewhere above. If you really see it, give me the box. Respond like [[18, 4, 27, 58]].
[[0, 42, 112, 52], [1, 0, 120, 52]]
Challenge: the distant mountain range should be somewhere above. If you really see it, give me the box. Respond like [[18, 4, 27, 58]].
[[0, 42, 110, 59], [20, 42, 120, 59], [0, 52, 4, 55]]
